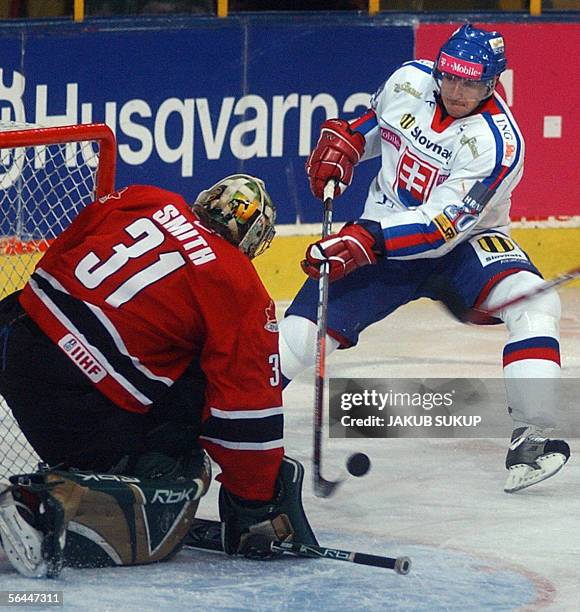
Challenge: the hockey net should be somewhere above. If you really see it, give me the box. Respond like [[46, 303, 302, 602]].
[[0, 122, 116, 480]]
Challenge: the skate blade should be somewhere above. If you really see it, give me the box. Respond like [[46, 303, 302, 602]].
[[504, 452, 568, 493], [0, 490, 47, 578]]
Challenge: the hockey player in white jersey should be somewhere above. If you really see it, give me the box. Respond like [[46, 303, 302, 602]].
[[280, 24, 570, 493]]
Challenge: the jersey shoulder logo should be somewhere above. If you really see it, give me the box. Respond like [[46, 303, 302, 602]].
[[264, 300, 278, 333], [460, 134, 480, 158], [400, 113, 416, 129], [491, 114, 519, 166], [394, 82, 422, 99], [98, 187, 128, 204]]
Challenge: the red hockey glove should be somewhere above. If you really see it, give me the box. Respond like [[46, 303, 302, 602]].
[[306, 119, 365, 200], [301, 222, 380, 282]]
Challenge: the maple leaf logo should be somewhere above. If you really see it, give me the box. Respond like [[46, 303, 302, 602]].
[[264, 300, 278, 332]]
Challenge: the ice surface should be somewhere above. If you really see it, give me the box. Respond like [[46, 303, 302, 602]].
[[2, 293, 580, 611]]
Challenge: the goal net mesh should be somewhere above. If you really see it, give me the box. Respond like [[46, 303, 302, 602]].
[[0, 122, 116, 479]]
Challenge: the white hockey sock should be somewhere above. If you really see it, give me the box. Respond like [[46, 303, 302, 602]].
[[481, 272, 561, 429], [278, 315, 339, 382]]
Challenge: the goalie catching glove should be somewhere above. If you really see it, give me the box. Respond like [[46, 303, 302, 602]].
[[306, 119, 365, 200], [219, 456, 318, 560], [302, 221, 385, 282]]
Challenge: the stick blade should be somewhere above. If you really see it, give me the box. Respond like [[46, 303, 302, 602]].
[[314, 475, 343, 498]]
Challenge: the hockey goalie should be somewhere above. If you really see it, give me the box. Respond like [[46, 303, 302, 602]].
[[0, 175, 317, 577]]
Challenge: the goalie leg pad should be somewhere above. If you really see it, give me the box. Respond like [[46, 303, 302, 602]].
[[1, 455, 211, 575], [0, 484, 46, 578], [52, 462, 211, 568]]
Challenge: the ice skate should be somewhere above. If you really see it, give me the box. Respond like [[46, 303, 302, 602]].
[[504, 426, 570, 493], [0, 476, 65, 578]]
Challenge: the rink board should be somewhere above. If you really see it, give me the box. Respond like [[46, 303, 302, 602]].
[[254, 225, 580, 300], [2, 226, 579, 302]]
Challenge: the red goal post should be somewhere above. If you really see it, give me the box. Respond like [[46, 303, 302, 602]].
[[0, 122, 116, 478], [0, 123, 115, 196]]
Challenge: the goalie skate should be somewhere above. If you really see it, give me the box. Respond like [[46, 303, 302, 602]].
[[0, 483, 47, 577], [504, 426, 570, 493], [0, 477, 65, 578]]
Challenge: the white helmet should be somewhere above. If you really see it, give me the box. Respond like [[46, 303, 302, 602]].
[[193, 174, 276, 259]]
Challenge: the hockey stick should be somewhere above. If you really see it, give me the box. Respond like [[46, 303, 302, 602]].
[[445, 265, 580, 324], [313, 180, 342, 498], [184, 518, 411, 575]]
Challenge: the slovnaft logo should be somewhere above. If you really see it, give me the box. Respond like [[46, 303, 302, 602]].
[[410, 126, 452, 159]]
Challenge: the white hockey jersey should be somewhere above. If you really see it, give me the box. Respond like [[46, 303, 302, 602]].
[[351, 60, 524, 260]]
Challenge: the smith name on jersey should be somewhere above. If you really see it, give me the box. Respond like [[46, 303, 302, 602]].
[[351, 59, 524, 260]]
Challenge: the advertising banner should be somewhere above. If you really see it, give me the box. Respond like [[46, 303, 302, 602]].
[[416, 22, 579, 220], [0, 19, 414, 227]]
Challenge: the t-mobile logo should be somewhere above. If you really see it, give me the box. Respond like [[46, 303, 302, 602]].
[[438, 52, 483, 80]]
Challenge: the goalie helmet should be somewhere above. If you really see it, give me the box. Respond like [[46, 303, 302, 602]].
[[193, 174, 276, 259], [433, 24, 506, 95]]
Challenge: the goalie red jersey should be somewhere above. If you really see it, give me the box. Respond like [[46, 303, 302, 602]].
[[19, 185, 283, 498]]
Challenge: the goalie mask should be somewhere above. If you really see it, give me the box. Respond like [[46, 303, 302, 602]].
[[193, 174, 276, 259]]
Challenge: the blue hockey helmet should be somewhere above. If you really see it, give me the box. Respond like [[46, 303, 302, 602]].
[[433, 24, 507, 87]]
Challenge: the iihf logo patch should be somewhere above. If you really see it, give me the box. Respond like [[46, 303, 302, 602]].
[[58, 333, 106, 383], [264, 300, 278, 333]]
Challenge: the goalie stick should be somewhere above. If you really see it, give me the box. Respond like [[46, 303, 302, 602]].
[[184, 518, 411, 575], [312, 180, 342, 498]]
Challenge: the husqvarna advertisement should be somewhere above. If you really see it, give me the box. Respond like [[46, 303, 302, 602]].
[[0, 20, 413, 225]]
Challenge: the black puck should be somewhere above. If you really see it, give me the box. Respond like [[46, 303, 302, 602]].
[[346, 452, 371, 477]]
